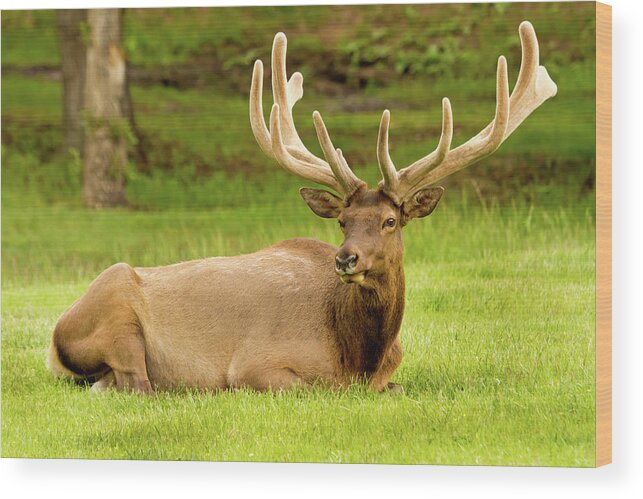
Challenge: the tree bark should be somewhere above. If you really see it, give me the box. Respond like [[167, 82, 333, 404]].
[[83, 9, 128, 208], [122, 62, 150, 172], [57, 9, 87, 153]]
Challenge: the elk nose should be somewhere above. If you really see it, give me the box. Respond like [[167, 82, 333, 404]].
[[335, 254, 358, 273]]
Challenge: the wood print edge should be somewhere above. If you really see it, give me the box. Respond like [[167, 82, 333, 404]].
[[595, 0, 612, 468]]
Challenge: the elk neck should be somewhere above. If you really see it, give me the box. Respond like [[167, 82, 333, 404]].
[[326, 255, 406, 381]]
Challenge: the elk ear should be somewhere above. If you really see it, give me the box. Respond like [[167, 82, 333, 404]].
[[299, 188, 343, 219], [402, 186, 444, 224]]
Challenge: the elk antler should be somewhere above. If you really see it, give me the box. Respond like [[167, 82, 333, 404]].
[[377, 21, 558, 204], [250, 32, 366, 197]]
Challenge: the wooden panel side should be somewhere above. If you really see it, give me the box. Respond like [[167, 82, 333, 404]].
[[595, 0, 612, 468]]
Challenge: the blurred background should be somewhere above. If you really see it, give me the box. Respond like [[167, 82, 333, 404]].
[[1, 3, 596, 282]]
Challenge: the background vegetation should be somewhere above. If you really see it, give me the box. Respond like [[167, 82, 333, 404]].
[[2, 3, 596, 465]]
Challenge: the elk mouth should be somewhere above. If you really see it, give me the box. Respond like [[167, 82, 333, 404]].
[[338, 271, 367, 285]]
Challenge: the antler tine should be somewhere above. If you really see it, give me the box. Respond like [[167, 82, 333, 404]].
[[444, 55, 510, 166], [251, 58, 315, 163], [378, 99, 453, 204], [271, 35, 308, 154], [269, 104, 340, 191], [313, 111, 365, 195], [399, 97, 453, 182], [271, 32, 337, 168], [381, 21, 557, 201], [249, 32, 365, 197], [377, 110, 400, 199], [250, 60, 273, 159], [506, 20, 557, 134]]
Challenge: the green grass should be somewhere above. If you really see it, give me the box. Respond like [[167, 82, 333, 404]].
[[1, 199, 596, 465]]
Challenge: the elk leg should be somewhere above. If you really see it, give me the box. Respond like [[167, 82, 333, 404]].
[[370, 338, 404, 392], [112, 370, 153, 393], [105, 332, 153, 394]]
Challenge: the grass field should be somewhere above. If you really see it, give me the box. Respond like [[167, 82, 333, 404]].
[[1, 198, 596, 465], [1, 4, 596, 465]]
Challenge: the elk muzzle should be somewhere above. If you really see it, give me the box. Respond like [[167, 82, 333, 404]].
[[335, 247, 366, 284], [335, 254, 357, 273]]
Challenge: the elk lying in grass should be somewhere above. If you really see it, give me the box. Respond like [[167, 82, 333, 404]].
[[48, 22, 557, 393]]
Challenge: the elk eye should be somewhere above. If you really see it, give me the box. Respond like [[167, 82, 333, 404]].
[[384, 217, 396, 228]]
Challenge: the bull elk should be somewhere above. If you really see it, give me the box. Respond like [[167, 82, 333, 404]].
[[48, 22, 557, 393]]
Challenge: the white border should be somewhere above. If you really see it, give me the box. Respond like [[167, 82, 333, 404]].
[[1, 1, 641, 497]]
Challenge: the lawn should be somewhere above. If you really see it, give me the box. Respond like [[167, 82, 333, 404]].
[[1, 4, 597, 466], [1, 198, 596, 465]]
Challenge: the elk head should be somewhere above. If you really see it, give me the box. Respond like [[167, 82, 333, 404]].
[[250, 23, 557, 286]]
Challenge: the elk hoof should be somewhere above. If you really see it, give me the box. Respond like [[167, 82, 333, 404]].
[[385, 382, 404, 395], [90, 379, 113, 394]]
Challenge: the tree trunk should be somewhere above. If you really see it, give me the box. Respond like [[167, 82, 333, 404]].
[[57, 9, 87, 153], [122, 62, 150, 172], [83, 9, 128, 208]]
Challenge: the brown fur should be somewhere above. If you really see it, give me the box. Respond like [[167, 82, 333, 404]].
[[327, 255, 405, 385]]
